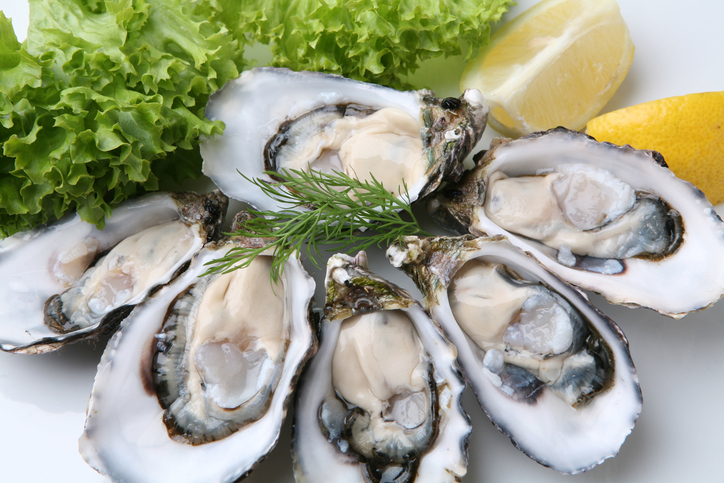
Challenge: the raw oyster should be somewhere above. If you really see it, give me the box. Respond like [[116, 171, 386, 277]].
[[201, 67, 488, 212], [79, 219, 316, 482], [429, 128, 724, 317], [293, 252, 470, 482], [387, 235, 642, 474], [0, 191, 227, 354]]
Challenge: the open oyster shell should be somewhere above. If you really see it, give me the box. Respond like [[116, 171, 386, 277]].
[[78, 224, 316, 483], [0, 191, 227, 354], [292, 252, 470, 482], [200, 67, 488, 212], [387, 235, 642, 474], [429, 128, 724, 317]]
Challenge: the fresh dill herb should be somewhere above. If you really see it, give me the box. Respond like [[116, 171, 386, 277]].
[[204, 168, 430, 282]]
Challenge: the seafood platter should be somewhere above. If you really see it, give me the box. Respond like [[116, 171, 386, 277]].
[[0, 1, 723, 482]]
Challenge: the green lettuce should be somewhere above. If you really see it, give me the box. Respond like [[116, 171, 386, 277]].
[[232, 0, 514, 89], [0, 0, 244, 236], [0, 0, 512, 237]]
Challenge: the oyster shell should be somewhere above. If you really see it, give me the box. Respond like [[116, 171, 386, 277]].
[[387, 235, 642, 474], [0, 191, 227, 354], [79, 222, 316, 482], [200, 67, 488, 212], [429, 128, 724, 317], [292, 252, 470, 482]]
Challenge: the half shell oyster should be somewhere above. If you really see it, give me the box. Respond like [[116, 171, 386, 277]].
[[79, 225, 316, 482], [201, 67, 488, 212], [388, 235, 642, 474], [429, 128, 724, 317], [0, 191, 227, 354], [292, 252, 470, 482]]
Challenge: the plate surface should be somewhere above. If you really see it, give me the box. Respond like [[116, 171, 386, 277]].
[[1, 1, 723, 482]]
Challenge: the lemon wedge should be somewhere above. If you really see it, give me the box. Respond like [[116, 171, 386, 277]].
[[587, 91, 724, 205], [461, 0, 634, 138]]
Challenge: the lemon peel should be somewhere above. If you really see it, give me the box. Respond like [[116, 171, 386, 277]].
[[586, 92, 724, 205]]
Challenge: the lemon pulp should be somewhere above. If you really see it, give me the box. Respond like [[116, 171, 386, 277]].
[[462, 0, 634, 138]]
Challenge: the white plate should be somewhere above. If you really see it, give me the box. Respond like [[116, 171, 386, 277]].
[[1, 1, 722, 482]]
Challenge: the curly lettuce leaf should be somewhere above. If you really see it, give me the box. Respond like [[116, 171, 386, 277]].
[[0, 0, 245, 236], [230, 0, 514, 89]]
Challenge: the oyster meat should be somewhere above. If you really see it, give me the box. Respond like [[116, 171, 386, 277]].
[[79, 220, 316, 482], [201, 67, 488, 212], [293, 252, 470, 482], [0, 191, 227, 354], [388, 235, 642, 474], [429, 128, 724, 317]]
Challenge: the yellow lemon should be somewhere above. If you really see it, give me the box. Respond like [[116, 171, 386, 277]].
[[586, 91, 724, 205], [461, 0, 634, 138]]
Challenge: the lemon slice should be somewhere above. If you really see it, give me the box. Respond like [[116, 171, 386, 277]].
[[461, 0, 634, 138], [587, 91, 724, 205]]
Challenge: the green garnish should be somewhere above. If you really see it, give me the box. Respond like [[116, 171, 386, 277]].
[[0, 0, 245, 237], [205, 169, 430, 282], [231, 0, 515, 89]]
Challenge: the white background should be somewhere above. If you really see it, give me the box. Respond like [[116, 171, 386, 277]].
[[1, 1, 723, 482]]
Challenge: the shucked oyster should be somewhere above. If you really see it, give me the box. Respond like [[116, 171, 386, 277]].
[[429, 128, 724, 317], [387, 235, 642, 474], [293, 252, 470, 483], [201, 67, 488, 212], [79, 218, 316, 482], [0, 191, 227, 354]]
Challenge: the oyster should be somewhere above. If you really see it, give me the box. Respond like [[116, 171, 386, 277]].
[[429, 128, 724, 317], [293, 252, 470, 482], [0, 191, 227, 354], [79, 219, 316, 482], [200, 67, 488, 212], [387, 235, 642, 474]]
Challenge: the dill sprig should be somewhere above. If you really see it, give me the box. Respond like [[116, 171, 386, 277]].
[[205, 168, 430, 282]]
